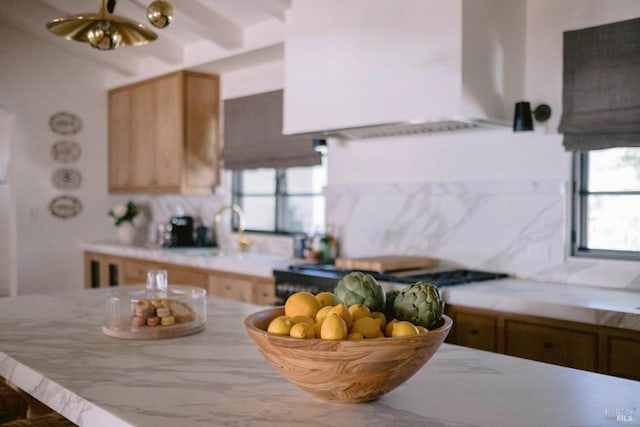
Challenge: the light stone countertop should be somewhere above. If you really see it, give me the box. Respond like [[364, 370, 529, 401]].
[[83, 243, 640, 332], [444, 279, 640, 332], [1, 289, 639, 427], [82, 242, 293, 278]]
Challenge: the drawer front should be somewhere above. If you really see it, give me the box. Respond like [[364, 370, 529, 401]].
[[456, 312, 497, 352], [122, 260, 158, 284], [607, 335, 640, 380], [505, 320, 597, 371], [164, 267, 208, 289]]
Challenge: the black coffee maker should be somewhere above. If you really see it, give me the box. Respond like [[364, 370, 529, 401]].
[[169, 215, 195, 247]]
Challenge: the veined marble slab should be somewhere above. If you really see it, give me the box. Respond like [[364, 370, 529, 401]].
[[444, 279, 640, 331], [82, 242, 292, 279], [1, 289, 639, 427]]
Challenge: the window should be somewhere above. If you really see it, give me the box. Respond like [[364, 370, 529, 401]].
[[572, 147, 640, 260], [231, 158, 327, 234]]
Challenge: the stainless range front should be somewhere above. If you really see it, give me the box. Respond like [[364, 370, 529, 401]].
[[273, 262, 509, 304]]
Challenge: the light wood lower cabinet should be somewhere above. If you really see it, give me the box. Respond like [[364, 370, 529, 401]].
[[84, 252, 122, 288], [504, 320, 598, 372], [454, 311, 498, 353], [207, 272, 276, 306], [84, 251, 274, 305], [445, 304, 639, 381]]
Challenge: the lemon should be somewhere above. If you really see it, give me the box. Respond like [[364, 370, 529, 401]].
[[347, 332, 364, 340], [385, 318, 399, 337], [350, 316, 381, 338], [416, 325, 427, 334], [370, 312, 387, 330], [320, 314, 348, 340], [290, 315, 315, 325], [290, 322, 316, 339], [315, 305, 333, 324], [326, 303, 353, 329], [391, 321, 420, 337], [285, 292, 322, 319], [348, 304, 371, 321], [315, 292, 335, 307], [267, 316, 292, 335]]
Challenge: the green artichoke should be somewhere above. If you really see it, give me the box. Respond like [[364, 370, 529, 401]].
[[334, 271, 386, 312], [391, 281, 444, 329]]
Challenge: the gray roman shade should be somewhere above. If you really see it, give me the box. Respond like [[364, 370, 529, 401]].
[[221, 89, 321, 170], [558, 17, 640, 151]]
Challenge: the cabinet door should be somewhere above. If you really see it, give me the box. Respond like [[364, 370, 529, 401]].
[[164, 266, 208, 289], [108, 89, 132, 191], [208, 274, 255, 303], [122, 259, 159, 285], [455, 312, 498, 352], [607, 335, 640, 380], [153, 74, 183, 190], [505, 320, 598, 371], [183, 72, 220, 192], [84, 252, 122, 288], [130, 82, 156, 188]]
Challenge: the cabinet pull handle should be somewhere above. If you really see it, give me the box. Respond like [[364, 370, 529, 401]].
[[543, 342, 554, 349], [469, 329, 479, 335]]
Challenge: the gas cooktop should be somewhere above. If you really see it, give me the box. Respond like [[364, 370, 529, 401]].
[[273, 262, 509, 304], [287, 262, 509, 285]]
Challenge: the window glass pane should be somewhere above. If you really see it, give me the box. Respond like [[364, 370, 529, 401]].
[[586, 195, 640, 251], [242, 169, 276, 194], [588, 147, 640, 192], [283, 195, 325, 233], [243, 197, 275, 231], [286, 163, 327, 194]]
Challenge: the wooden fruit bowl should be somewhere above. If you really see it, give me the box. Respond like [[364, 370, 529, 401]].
[[244, 306, 452, 403]]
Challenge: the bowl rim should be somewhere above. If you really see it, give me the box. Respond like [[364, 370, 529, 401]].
[[244, 305, 452, 345]]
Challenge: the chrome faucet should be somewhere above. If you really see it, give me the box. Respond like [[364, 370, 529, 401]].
[[213, 204, 251, 252]]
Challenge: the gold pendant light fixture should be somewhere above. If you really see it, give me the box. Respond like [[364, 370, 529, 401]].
[[46, 0, 174, 51]]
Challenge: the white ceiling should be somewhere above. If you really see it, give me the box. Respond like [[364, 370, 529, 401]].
[[0, 0, 289, 86]]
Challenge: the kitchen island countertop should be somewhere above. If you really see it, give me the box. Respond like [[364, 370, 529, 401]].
[[1, 289, 639, 426]]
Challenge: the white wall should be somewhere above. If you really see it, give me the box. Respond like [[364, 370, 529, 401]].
[[325, 0, 640, 289], [0, 25, 115, 295]]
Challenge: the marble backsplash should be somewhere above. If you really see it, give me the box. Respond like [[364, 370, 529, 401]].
[[325, 180, 640, 290], [116, 193, 294, 258], [113, 180, 639, 290]]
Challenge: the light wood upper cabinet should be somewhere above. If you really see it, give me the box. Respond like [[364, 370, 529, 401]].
[[108, 71, 220, 194]]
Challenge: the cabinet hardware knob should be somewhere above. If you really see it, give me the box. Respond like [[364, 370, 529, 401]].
[[543, 342, 554, 349], [469, 329, 479, 335]]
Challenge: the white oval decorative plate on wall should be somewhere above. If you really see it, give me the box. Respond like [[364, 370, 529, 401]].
[[49, 195, 82, 219], [49, 111, 82, 135]]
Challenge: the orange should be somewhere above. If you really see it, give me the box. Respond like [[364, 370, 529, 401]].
[[284, 292, 322, 319]]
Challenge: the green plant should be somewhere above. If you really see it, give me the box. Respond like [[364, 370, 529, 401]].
[[108, 201, 139, 226]]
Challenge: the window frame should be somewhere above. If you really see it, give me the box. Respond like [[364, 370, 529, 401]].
[[571, 151, 640, 261], [231, 166, 325, 235]]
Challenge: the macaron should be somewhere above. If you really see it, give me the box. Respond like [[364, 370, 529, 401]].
[[160, 316, 175, 326]]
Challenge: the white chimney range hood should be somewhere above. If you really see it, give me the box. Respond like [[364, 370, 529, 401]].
[[282, 0, 527, 140]]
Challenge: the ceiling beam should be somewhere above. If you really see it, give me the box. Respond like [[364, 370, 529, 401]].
[[174, 0, 244, 49], [254, 0, 292, 22]]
